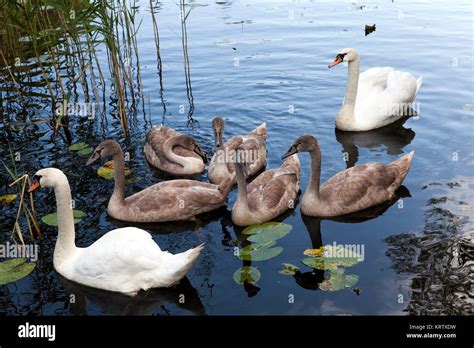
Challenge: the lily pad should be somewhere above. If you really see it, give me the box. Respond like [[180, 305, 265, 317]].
[[243, 222, 292, 236], [301, 245, 362, 270], [303, 247, 324, 257], [240, 240, 276, 254], [238, 246, 283, 261], [69, 142, 93, 156], [245, 222, 292, 243], [279, 263, 300, 276], [69, 142, 89, 151], [98, 160, 132, 180], [233, 266, 261, 285], [319, 269, 359, 291], [41, 209, 86, 226], [0, 194, 17, 205], [77, 147, 93, 155], [0, 258, 36, 285]]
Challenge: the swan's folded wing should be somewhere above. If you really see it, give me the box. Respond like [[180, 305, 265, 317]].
[[359, 67, 394, 90], [125, 180, 224, 217], [74, 227, 164, 278], [383, 70, 419, 104], [320, 163, 398, 209]]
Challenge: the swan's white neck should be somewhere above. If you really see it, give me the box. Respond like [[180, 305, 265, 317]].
[[336, 56, 360, 129], [344, 57, 360, 106], [163, 138, 202, 172], [52, 176, 77, 268]]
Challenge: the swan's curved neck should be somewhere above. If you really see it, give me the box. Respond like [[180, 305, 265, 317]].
[[163, 137, 200, 169], [344, 57, 360, 106], [306, 147, 322, 198], [234, 164, 249, 212], [53, 177, 76, 265], [111, 150, 126, 205]]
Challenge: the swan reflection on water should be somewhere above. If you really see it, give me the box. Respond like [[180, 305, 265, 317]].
[[58, 274, 206, 316], [336, 117, 416, 168]]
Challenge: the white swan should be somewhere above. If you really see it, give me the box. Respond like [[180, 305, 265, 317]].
[[328, 48, 422, 131], [29, 168, 204, 296]]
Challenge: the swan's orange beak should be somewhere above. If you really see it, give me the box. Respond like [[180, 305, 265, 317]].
[[29, 178, 40, 193], [328, 56, 343, 68]]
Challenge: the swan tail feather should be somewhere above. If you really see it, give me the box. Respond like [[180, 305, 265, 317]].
[[415, 76, 423, 95], [390, 151, 415, 188]]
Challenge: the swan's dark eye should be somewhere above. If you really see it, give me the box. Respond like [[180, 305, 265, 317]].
[[336, 53, 347, 60]]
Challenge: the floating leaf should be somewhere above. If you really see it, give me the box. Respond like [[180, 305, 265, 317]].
[[245, 222, 292, 243], [41, 210, 86, 226], [238, 246, 283, 261], [97, 160, 132, 180], [233, 266, 261, 285], [240, 240, 276, 255], [0, 194, 17, 205], [319, 269, 359, 291], [301, 245, 362, 270], [0, 258, 36, 285], [279, 263, 300, 276], [77, 147, 93, 155], [243, 221, 292, 236], [69, 142, 93, 156], [69, 142, 89, 151], [302, 257, 334, 270], [303, 247, 324, 257]]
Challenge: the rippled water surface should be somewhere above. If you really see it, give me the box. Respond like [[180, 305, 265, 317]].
[[1, 0, 473, 315]]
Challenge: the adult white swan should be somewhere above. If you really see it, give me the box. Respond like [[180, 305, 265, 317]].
[[328, 48, 422, 131], [29, 168, 204, 296]]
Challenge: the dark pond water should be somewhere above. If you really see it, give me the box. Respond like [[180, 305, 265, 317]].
[[1, 0, 473, 315]]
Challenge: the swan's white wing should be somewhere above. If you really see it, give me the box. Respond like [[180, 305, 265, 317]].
[[355, 68, 420, 129], [74, 227, 165, 278], [383, 70, 419, 104], [358, 67, 394, 94]]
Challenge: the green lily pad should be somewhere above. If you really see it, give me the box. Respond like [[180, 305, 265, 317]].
[[319, 269, 359, 292], [279, 263, 300, 276], [238, 246, 283, 261], [245, 222, 292, 243], [243, 222, 292, 236], [0, 194, 17, 205], [69, 142, 93, 156], [41, 209, 86, 226], [0, 258, 36, 285], [233, 266, 261, 285], [240, 240, 276, 254], [69, 142, 89, 151], [302, 245, 362, 270], [77, 147, 93, 155]]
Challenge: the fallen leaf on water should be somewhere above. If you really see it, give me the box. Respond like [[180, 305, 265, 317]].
[[303, 247, 324, 257], [0, 194, 17, 205], [97, 161, 132, 180]]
